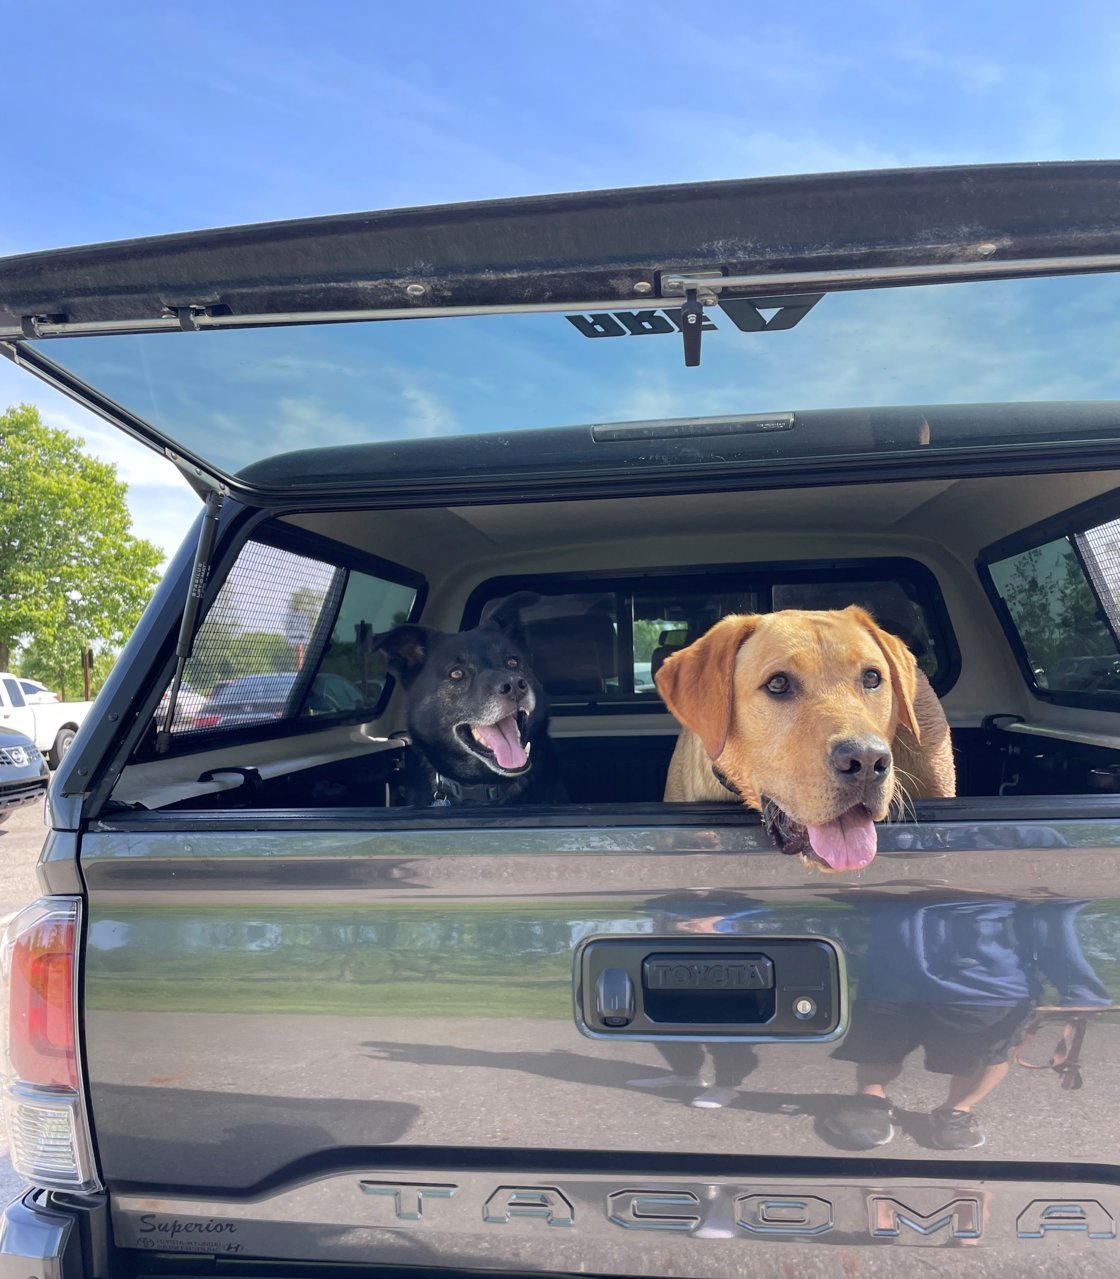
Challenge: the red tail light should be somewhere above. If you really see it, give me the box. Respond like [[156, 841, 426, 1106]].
[[2, 898, 98, 1190], [192, 713, 222, 729], [8, 907, 77, 1088]]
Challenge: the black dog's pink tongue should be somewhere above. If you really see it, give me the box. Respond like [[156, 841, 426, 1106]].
[[473, 716, 527, 770], [806, 807, 877, 870]]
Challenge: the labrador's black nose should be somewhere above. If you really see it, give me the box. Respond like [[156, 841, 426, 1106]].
[[497, 677, 529, 699], [831, 737, 891, 779]]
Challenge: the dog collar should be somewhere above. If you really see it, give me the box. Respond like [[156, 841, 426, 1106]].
[[710, 764, 741, 797], [432, 772, 505, 805]]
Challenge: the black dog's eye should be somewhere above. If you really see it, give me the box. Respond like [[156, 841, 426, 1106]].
[[505, 657, 520, 669], [863, 668, 882, 689], [764, 674, 791, 696], [448, 667, 466, 681]]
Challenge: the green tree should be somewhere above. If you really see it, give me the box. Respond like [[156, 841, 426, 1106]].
[[0, 403, 163, 674]]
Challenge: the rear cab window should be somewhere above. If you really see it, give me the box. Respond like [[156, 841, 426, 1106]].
[[467, 559, 957, 712]]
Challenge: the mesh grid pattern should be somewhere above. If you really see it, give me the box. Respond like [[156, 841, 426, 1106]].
[[1078, 519, 1120, 635], [172, 541, 345, 734]]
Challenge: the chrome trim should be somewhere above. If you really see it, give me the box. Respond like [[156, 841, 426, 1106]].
[[0, 1191, 81, 1279], [112, 1169, 1120, 1271]]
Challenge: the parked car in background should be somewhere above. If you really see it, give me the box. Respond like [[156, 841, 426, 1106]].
[[190, 671, 369, 730], [0, 671, 93, 767], [0, 726, 49, 822], [18, 678, 59, 703]]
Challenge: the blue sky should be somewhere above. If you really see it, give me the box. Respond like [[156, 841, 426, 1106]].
[[2, 0, 1119, 557]]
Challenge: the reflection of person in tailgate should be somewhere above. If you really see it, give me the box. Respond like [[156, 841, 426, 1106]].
[[825, 896, 1112, 1150], [626, 893, 769, 1110]]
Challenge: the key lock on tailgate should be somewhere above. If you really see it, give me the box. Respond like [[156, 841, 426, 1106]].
[[575, 936, 845, 1041]]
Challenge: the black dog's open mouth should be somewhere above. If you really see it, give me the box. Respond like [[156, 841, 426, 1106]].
[[455, 711, 532, 776], [762, 797, 878, 871]]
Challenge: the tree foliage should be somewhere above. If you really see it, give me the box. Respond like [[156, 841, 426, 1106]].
[[0, 403, 164, 687], [993, 540, 1116, 680]]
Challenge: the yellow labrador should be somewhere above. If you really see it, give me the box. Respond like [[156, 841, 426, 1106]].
[[656, 607, 956, 870]]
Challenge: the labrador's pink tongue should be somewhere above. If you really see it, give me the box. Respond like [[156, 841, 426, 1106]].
[[473, 716, 527, 770], [806, 807, 878, 870]]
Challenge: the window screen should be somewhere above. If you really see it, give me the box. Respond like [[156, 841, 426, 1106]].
[[989, 529, 1120, 696], [167, 539, 418, 735]]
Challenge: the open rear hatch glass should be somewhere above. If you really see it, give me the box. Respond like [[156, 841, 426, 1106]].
[[6, 162, 1120, 500]]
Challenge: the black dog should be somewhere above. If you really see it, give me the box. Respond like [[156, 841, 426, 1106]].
[[375, 596, 565, 806]]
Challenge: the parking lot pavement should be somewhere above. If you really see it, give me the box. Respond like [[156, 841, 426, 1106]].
[[0, 800, 50, 1203], [0, 800, 48, 923]]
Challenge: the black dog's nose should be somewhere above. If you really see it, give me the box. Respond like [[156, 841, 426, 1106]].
[[831, 737, 891, 779], [497, 677, 529, 698]]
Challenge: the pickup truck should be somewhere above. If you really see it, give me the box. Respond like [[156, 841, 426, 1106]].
[[0, 673, 92, 767], [1, 163, 1120, 1279]]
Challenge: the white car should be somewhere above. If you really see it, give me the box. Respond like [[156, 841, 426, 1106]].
[[18, 678, 60, 704]]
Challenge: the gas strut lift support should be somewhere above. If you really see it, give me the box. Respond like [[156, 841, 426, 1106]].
[[155, 489, 224, 753]]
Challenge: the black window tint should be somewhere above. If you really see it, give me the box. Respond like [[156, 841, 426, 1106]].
[[772, 578, 941, 679], [171, 539, 417, 735], [634, 587, 758, 694], [2, 677, 26, 708], [487, 592, 620, 698], [315, 568, 417, 708], [989, 536, 1120, 695], [473, 563, 954, 705]]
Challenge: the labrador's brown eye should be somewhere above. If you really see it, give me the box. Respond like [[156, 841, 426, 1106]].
[[449, 667, 466, 681], [863, 669, 882, 689], [765, 673, 791, 696]]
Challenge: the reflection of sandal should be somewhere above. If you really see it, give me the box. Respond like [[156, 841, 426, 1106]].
[[822, 1095, 895, 1148], [929, 1108, 985, 1149], [690, 1086, 738, 1109]]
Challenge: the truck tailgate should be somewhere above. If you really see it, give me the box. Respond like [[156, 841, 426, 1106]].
[[80, 810, 1120, 1275]]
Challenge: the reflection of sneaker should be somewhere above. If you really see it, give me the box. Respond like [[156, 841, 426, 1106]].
[[690, 1086, 738, 1109], [822, 1095, 896, 1148], [929, 1108, 985, 1149], [626, 1073, 705, 1089]]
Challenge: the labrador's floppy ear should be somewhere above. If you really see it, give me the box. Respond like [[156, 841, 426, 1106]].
[[846, 606, 920, 740], [372, 624, 433, 686], [655, 615, 761, 760]]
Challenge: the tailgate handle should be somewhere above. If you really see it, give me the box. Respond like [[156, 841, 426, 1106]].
[[577, 937, 843, 1040], [594, 968, 636, 1028]]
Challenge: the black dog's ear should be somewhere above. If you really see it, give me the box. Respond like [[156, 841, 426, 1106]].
[[482, 591, 539, 644], [373, 625, 432, 684]]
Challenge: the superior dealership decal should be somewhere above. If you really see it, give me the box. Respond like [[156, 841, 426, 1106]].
[[115, 1172, 1119, 1264]]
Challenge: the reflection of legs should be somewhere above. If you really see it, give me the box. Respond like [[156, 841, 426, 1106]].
[[822, 1061, 903, 1148], [928, 1062, 1009, 1150], [855, 1060, 904, 1099], [924, 1004, 1031, 1150], [655, 1042, 707, 1077], [690, 1044, 757, 1109], [707, 1043, 757, 1087], [941, 1061, 1009, 1111], [627, 1042, 706, 1088]]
